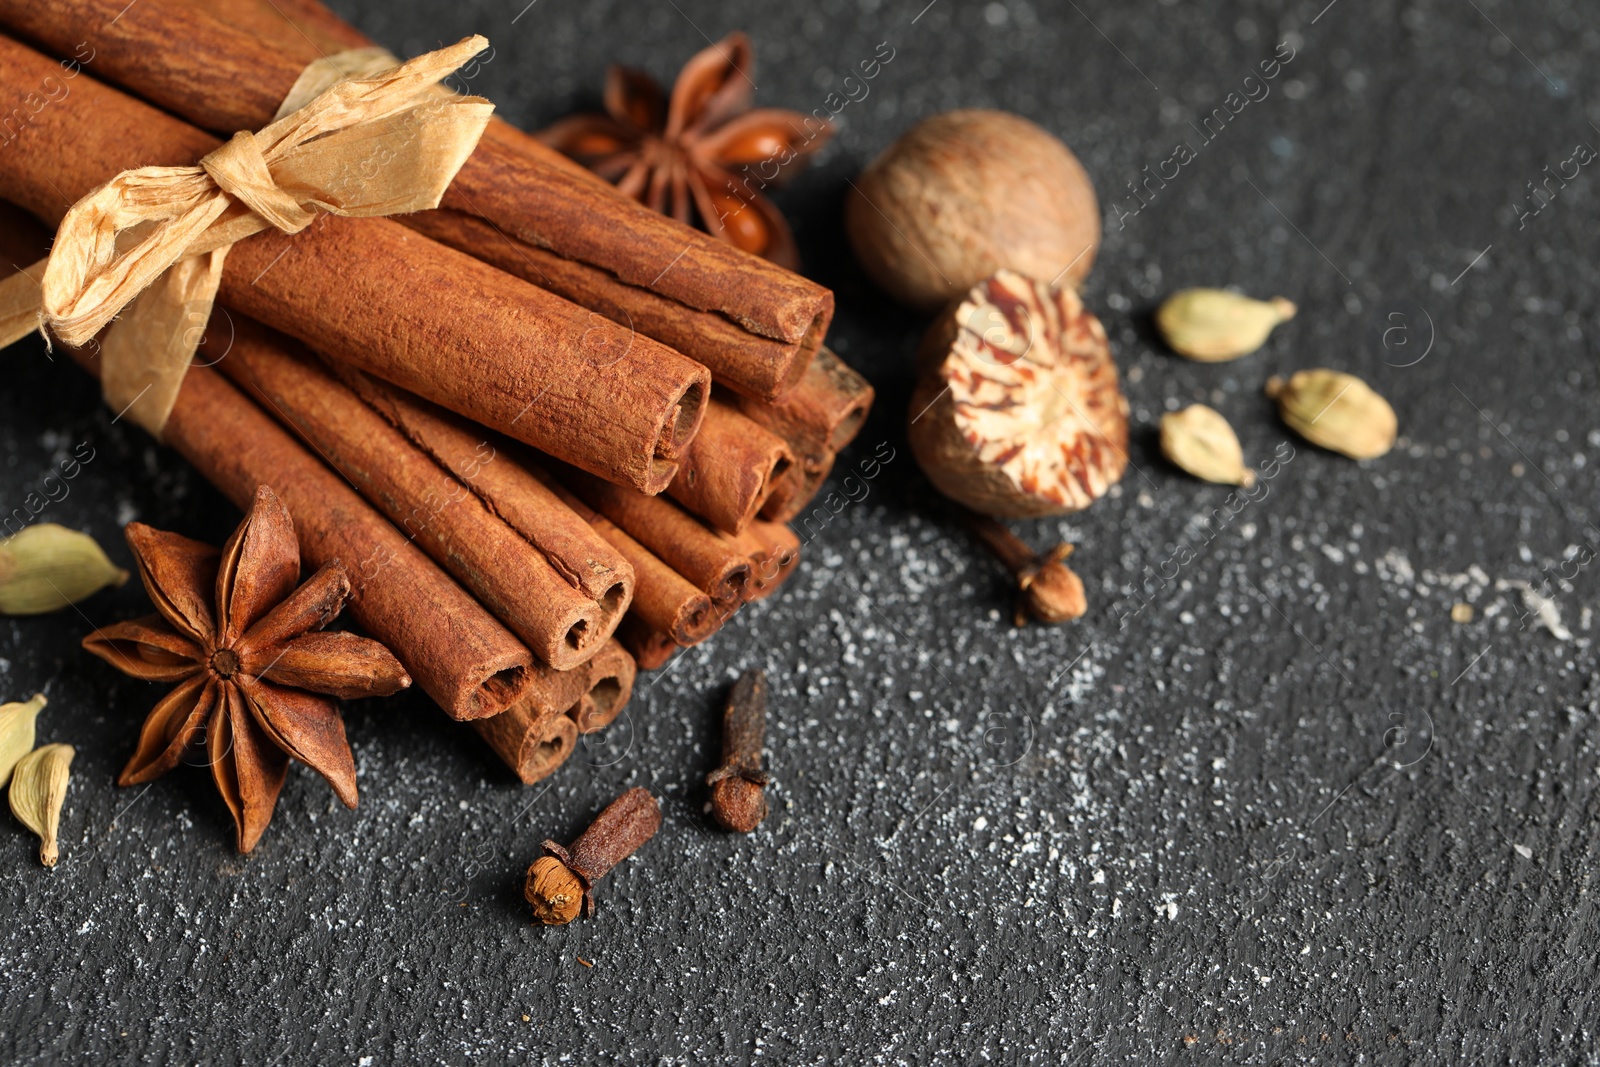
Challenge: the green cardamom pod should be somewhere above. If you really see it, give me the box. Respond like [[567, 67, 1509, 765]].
[[0, 524, 129, 615], [10, 742, 73, 866], [1266, 370, 1397, 459], [1160, 405, 1255, 486], [1157, 289, 1296, 362], [0, 693, 47, 789]]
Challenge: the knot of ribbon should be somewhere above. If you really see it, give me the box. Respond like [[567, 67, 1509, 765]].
[[0, 36, 493, 435]]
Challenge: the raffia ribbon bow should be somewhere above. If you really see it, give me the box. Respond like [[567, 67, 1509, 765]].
[[0, 36, 493, 435]]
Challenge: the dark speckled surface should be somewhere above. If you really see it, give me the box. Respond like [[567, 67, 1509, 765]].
[[2, 1, 1598, 1062]]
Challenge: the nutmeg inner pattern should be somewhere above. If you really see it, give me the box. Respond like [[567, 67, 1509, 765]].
[[908, 271, 1130, 517]]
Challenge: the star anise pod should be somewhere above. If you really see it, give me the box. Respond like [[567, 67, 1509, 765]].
[[82, 485, 411, 852], [537, 32, 832, 269]]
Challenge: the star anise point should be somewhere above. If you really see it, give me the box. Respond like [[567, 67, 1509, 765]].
[[83, 486, 410, 852], [539, 32, 830, 267]]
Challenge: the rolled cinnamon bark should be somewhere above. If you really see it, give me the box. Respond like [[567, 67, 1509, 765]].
[[0, 33, 709, 494], [571, 640, 638, 734], [0, 0, 835, 402], [761, 452, 836, 524], [61, 341, 531, 721], [555, 464, 754, 605], [401, 209, 814, 402], [528, 468, 720, 646], [215, 319, 624, 671], [737, 521, 803, 602], [666, 398, 794, 536], [740, 347, 875, 519], [474, 703, 580, 785], [326, 371, 633, 613], [471, 636, 634, 780], [741, 347, 876, 456], [617, 616, 679, 672]]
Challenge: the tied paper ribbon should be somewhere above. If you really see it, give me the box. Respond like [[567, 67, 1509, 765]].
[[0, 36, 493, 435]]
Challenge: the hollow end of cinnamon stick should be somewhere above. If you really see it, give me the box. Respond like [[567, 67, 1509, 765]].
[[457, 664, 534, 722], [789, 314, 831, 387], [738, 347, 875, 460], [474, 705, 579, 785], [738, 522, 803, 603], [666, 399, 795, 535], [761, 452, 836, 525], [571, 641, 637, 734], [652, 377, 709, 466], [671, 593, 722, 646], [618, 616, 679, 671]]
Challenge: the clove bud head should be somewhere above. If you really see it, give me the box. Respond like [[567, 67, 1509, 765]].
[[709, 775, 769, 834], [525, 857, 585, 926], [1018, 544, 1086, 625]]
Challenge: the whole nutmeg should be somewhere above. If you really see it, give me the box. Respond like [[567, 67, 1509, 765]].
[[846, 110, 1100, 310], [908, 270, 1129, 517]]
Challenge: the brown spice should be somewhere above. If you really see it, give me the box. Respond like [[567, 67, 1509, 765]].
[[473, 642, 639, 783], [65, 344, 533, 721], [82, 486, 411, 852], [4, 0, 836, 401], [473, 702, 580, 786], [537, 32, 831, 268], [0, 31, 710, 495], [528, 469, 719, 646], [734, 521, 802, 602], [737, 347, 875, 522], [666, 398, 794, 535], [908, 271, 1128, 517], [570, 641, 638, 735], [616, 617, 680, 671], [706, 671, 771, 833], [526, 787, 661, 924], [960, 509, 1087, 626], [846, 110, 1100, 309], [217, 320, 626, 670], [555, 463, 755, 605]]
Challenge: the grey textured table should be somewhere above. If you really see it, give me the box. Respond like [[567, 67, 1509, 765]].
[[3, 1, 1597, 1062]]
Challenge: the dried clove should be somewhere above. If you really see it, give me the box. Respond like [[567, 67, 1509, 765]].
[[706, 670, 771, 833], [525, 787, 661, 925], [961, 508, 1086, 626]]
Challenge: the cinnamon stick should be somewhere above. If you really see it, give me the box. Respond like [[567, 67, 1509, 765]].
[[323, 371, 634, 613], [60, 339, 532, 720], [0, 0, 834, 402], [215, 318, 627, 670], [617, 616, 679, 672], [571, 640, 638, 734], [761, 452, 835, 524], [739, 347, 875, 520], [527, 467, 720, 646], [555, 463, 755, 605], [471, 637, 635, 780], [401, 209, 814, 401], [0, 32, 710, 494], [474, 702, 580, 785], [665, 398, 794, 535], [737, 521, 803, 602]]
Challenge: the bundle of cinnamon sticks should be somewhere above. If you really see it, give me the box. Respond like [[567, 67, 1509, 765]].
[[0, 2, 872, 783]]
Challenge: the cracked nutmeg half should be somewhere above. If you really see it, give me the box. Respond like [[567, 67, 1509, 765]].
[[908, 270, 1130, 517], [82, 486, 411, 853]]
